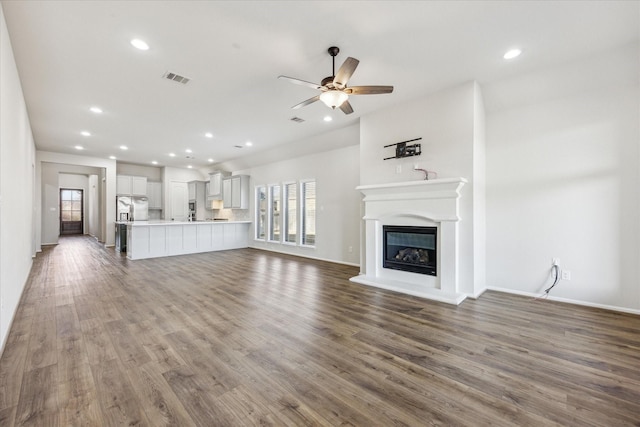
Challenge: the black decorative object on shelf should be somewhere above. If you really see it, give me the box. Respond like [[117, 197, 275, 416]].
[[383, 137, 422, 160]]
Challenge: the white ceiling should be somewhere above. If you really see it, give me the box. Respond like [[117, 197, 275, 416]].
[[2, 1, 638, 169]]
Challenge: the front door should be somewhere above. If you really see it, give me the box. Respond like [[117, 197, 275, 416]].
[[60, 188, 83, 235]]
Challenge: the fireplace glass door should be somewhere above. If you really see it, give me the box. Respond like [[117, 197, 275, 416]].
[[383, 225, 437, 276]]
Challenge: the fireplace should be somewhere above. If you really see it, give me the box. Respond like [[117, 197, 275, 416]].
[[383, 225, 437, 276], [350, 178, 467, 305]]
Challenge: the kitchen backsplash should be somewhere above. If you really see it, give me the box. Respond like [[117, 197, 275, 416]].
[[213, 208, 250, 221]]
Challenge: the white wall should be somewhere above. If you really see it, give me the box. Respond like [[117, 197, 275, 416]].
[[59, 173, 89, 234], [36, 151, 116, 248], [0, 4, 36, 353], [117, 163, 162, 181], [88, 174, 100, 238], [359, 82, 486, 296], [484, 43, 640, 311], [233, 127, 361, 265], [40, 163, 102, 244]]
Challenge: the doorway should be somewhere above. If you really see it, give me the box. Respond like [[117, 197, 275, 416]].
[[60, 188, 83, 235]]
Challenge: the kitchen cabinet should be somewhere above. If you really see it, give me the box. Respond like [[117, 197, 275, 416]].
[[208, 171, 229, 200], [146, 182, 162, 209], [125, 220, 250, 260], [117, 175, 147, 196], [222, 175, 250, 209], [188, 182, 196, 200], [132, 176, 147, 195], [116, 175, 132, 195]]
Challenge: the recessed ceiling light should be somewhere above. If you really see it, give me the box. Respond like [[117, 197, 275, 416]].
[[245, 141, 253, 147], [208, 158, 214, 163], [169, 152, 176, 157], [130, 38, 149, 51], [205, 132, 213, 138], [187, 165, 193, 169], [185, 148, 192, 153], [120, 145, 128, 150], [74, 145, 84, 150], [503, 48, 522, 60], [109, 155, 116, 160], [89, 106, 102, 114], [81, 131, 91, 136], [151, 161, 158, 165], [323, 116, 333, 122]]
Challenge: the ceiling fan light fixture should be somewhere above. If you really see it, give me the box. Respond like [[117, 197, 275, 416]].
[[320, 90, 348, 109]]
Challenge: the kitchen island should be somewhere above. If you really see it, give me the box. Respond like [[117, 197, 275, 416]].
[[117, 220, 251, 260]]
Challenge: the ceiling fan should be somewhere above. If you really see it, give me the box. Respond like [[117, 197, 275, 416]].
[[279, 46, 393, 115]]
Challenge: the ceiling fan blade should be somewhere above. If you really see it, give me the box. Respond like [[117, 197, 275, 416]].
[[339, 100, 354, 115], [345, 85, 394, 95], [292, 95, 320, 109], [333, 57, 359, 89], [278, 75, 323, 91]]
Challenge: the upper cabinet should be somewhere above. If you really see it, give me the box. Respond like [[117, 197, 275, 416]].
[[132, 176, 147, 195], [222, 175, 250, 209], [147, 182, 162, 209], [188, 181, 196, 201], [116, 175, 132, 195], [117, 175, 147, 196], [208, 171, 230, 200]]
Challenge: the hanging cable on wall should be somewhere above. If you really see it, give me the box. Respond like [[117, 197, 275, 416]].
[[534, 263, 560, 300]]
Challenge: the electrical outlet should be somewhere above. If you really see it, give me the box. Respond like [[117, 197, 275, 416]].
[[348, 246, 353, 253], [395, 165, 402, 174], [561, 270, 571, 280], [552, 258, 560, 266]]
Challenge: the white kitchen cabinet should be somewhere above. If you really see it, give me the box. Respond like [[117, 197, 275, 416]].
[[116, 175, 132, 195], [132, 176, 147, 195], [117, 175, 147, 196], [208, 171, 229, 200], [146, 182, 162, 209], [222, 178, 232, 208], [188, 181, 196, 200], [222, 175, 250, 209], [126, 220, 250, 260]]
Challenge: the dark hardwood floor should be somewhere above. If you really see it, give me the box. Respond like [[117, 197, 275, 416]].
[[0, 235, 639, 426]]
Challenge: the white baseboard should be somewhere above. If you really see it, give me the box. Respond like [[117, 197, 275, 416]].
[[249, 246, 359, 267], [488, 286, 640, 316]]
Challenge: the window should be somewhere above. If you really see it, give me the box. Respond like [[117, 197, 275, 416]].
[[269, 185, 281, 242], [283, 182, 297, 244], [255, 186, 266, 240], [301, 180, 316, 246], [256, 179, 315, 247]]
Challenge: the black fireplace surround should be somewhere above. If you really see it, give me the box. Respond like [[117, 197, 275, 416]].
[[383, 225, 437, 276]]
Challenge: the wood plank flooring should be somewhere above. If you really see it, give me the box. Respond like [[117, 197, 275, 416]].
[[1, 235, 639, 426]]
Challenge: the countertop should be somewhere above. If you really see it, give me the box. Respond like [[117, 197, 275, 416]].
[[115, 220, 251, 226]]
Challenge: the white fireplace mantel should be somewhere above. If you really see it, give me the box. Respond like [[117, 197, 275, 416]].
[[351, 177, 467, 305]]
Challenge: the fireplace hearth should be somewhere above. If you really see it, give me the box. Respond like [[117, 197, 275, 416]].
[[383, 225, 437, 276]]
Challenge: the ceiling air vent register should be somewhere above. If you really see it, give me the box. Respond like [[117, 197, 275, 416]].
[[162, 71, 190, 85]]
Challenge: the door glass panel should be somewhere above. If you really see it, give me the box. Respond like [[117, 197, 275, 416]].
[[60, 188, 83, 235]]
